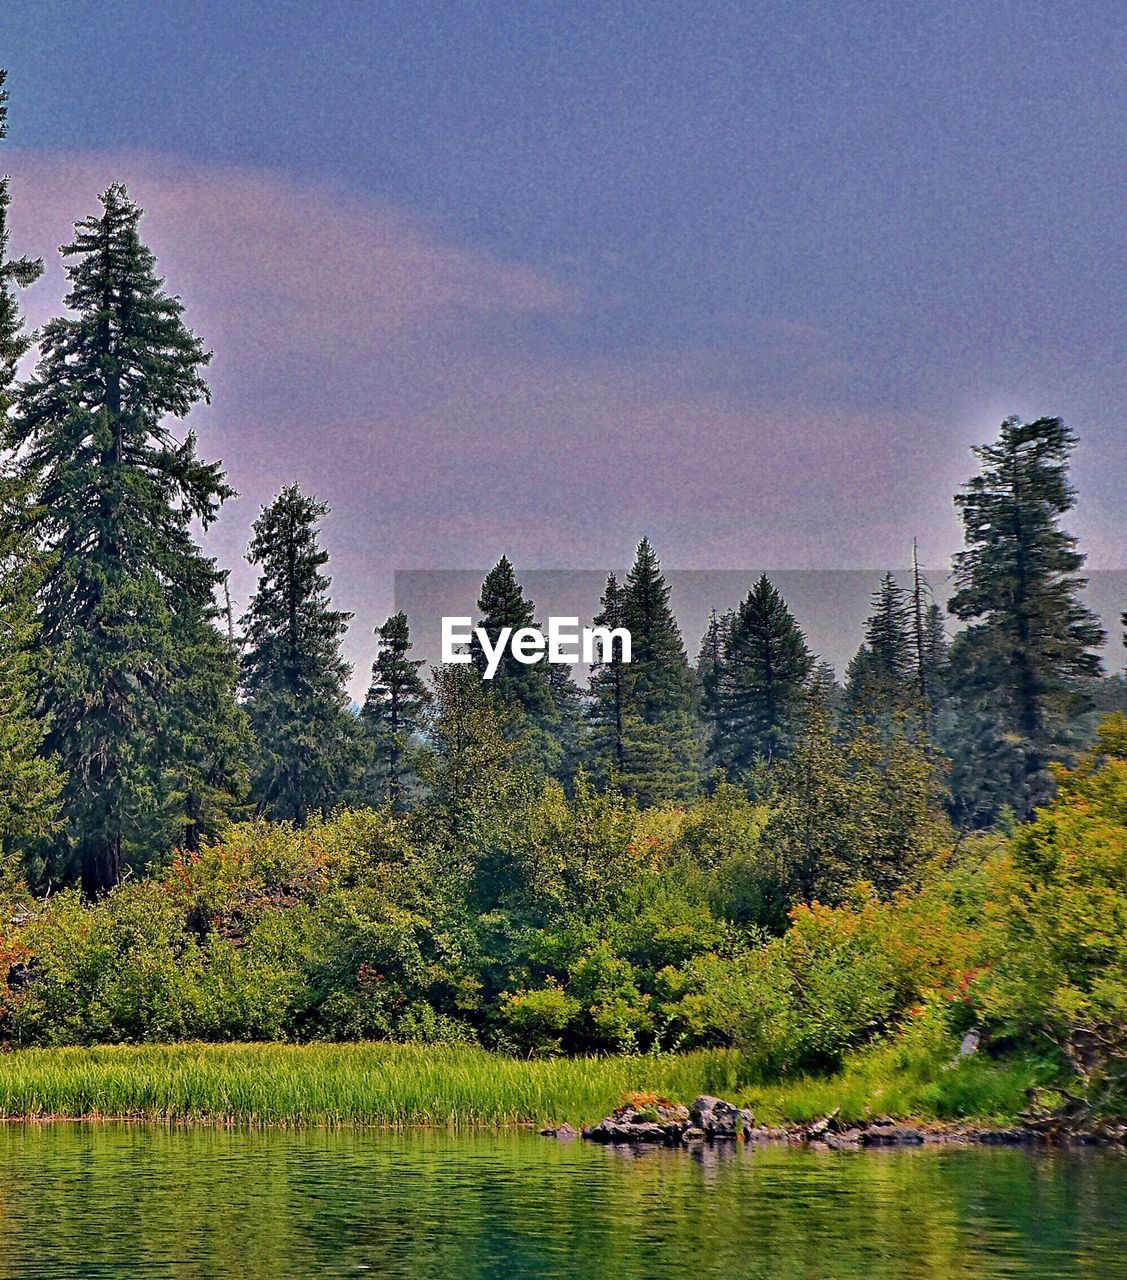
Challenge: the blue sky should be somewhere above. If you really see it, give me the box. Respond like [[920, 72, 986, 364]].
[[3, 1, 1125, 678]]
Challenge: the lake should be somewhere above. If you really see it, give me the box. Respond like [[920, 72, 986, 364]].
[[0, 1126, 1124, 1278]]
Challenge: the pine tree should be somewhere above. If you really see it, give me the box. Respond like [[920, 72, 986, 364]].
[[714, 575, 812, 775], [947, 415, 1104, 823], [865, 572, 913, 680], [696, 608, 731, 771], [6, 184, 240, 893], [586, 572, 629, 782], [0, 72, 62, 856], [417, 662, 524, 832], [240, 485, 358, 822], [919, 601, 950, 728], [615, 538, 701, 802], [844, 572, 915, 724], [362, 611, 429, 809], [471, 556, 571, 778]]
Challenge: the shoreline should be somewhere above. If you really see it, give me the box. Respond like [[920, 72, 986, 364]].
[[0, 1041, 1111, 1141]]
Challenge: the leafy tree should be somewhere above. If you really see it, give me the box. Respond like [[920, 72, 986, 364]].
[[362, 611, 429, 809], [6, 184, 239, 893], [947, 416, 1104, 824], [766, 683, 948, 906], [714, 575, 812, 775], [976, 715, 1127, 1115], [240, 485, 358, 822]]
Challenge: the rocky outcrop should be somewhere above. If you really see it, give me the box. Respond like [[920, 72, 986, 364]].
[[690, 1095, 755, 1139], [553, 1092, 1127, 1150], [582, 1096, 753, 1146]]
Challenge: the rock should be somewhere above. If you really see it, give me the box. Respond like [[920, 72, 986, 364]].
[[805, 1109, 841, 1140], [540, 1122, 578, 1139], [583, 1095, 754, 1145], [689, 1095, 755, 1140], [972, 1128, 1032, 1145], [860, 1126, 925, 1146], [583, 1098, 691, 1145], [825, 1128, 864, 1149]]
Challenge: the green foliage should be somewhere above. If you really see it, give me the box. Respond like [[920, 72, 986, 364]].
[[711, 575, 813, 774], [974, 716, 1127, 1114], [5, 184, 241, 894], [947, 416, 1104, 824], [241, 485, 359, 822], [607, 539, 702, 803], [470, 556, 579, 781], [765, 687, 951, 905], [361, 611, 429, 809]]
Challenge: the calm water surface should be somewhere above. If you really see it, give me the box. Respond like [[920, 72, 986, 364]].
[[0, 1125, 1124, 1279]]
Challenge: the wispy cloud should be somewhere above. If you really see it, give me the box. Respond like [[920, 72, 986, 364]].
[[7, 149, 980, 689]]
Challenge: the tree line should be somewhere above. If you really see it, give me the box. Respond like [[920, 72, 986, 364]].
[[1, 76, 1124, 897]]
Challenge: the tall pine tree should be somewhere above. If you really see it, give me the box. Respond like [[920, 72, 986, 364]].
[[714, 575, 813, 775], [586, 571, 630, 783], [696, 607, 731, 773], [7, 184, 241, 893], [240, 486, 358, 822], [0, 71, 63, 856], [613, 538, 701, 802], [362, 610, 429, 809], [844, 572, 914, 724], [471, 556, 574, 778], [946, 416, 1104, 823]]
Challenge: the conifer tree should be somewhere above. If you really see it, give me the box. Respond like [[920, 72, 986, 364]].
[[919, 601, 950, 729], [616, 538, 701, 802], [6, 184, 240, 893], [240, 485, 358, 822], [714, 575, 812, 775], [418, 662, 524, 832], [946, 415, 1104, 823], [362, 611, 429, 808], [696, 608, 731, 771], [0, 72, 63, 853], [865, 571, 913, 680], [844, 572, 915, 723], [586, 572, 629, 781], [471, 556, 572, 778]]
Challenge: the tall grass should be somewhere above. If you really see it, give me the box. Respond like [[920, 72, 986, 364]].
[[0, 1039, 1051, 1129], [0, 1043, 746, 1128]]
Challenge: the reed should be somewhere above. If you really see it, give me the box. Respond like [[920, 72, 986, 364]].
[[0, 1043, 746, 1128]]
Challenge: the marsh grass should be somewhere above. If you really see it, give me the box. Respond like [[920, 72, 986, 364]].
[[0, 1043, 746, 1128], [0, 1039, 1051, 1129]]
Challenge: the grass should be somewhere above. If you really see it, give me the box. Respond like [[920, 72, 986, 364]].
[[742, 1038, 1057, 1128], [0, 1042, 748, 1128], [0, 1038, 1057, 1130]]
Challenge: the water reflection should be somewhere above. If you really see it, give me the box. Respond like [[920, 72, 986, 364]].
[[0, 1125, 1122, 1279]]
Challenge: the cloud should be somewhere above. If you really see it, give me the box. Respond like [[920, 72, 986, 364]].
[[5, 149, 978, 691]]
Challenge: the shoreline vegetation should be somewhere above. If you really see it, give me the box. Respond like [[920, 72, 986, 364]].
[[0, 76, 1126, 1143], [0, 1040, 1055, 1132]]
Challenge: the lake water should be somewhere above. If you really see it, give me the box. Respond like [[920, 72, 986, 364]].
[[0, 1126, 1124, 1278]]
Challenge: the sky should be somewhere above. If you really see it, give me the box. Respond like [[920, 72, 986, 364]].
[[3, 0, 1125, 685]]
